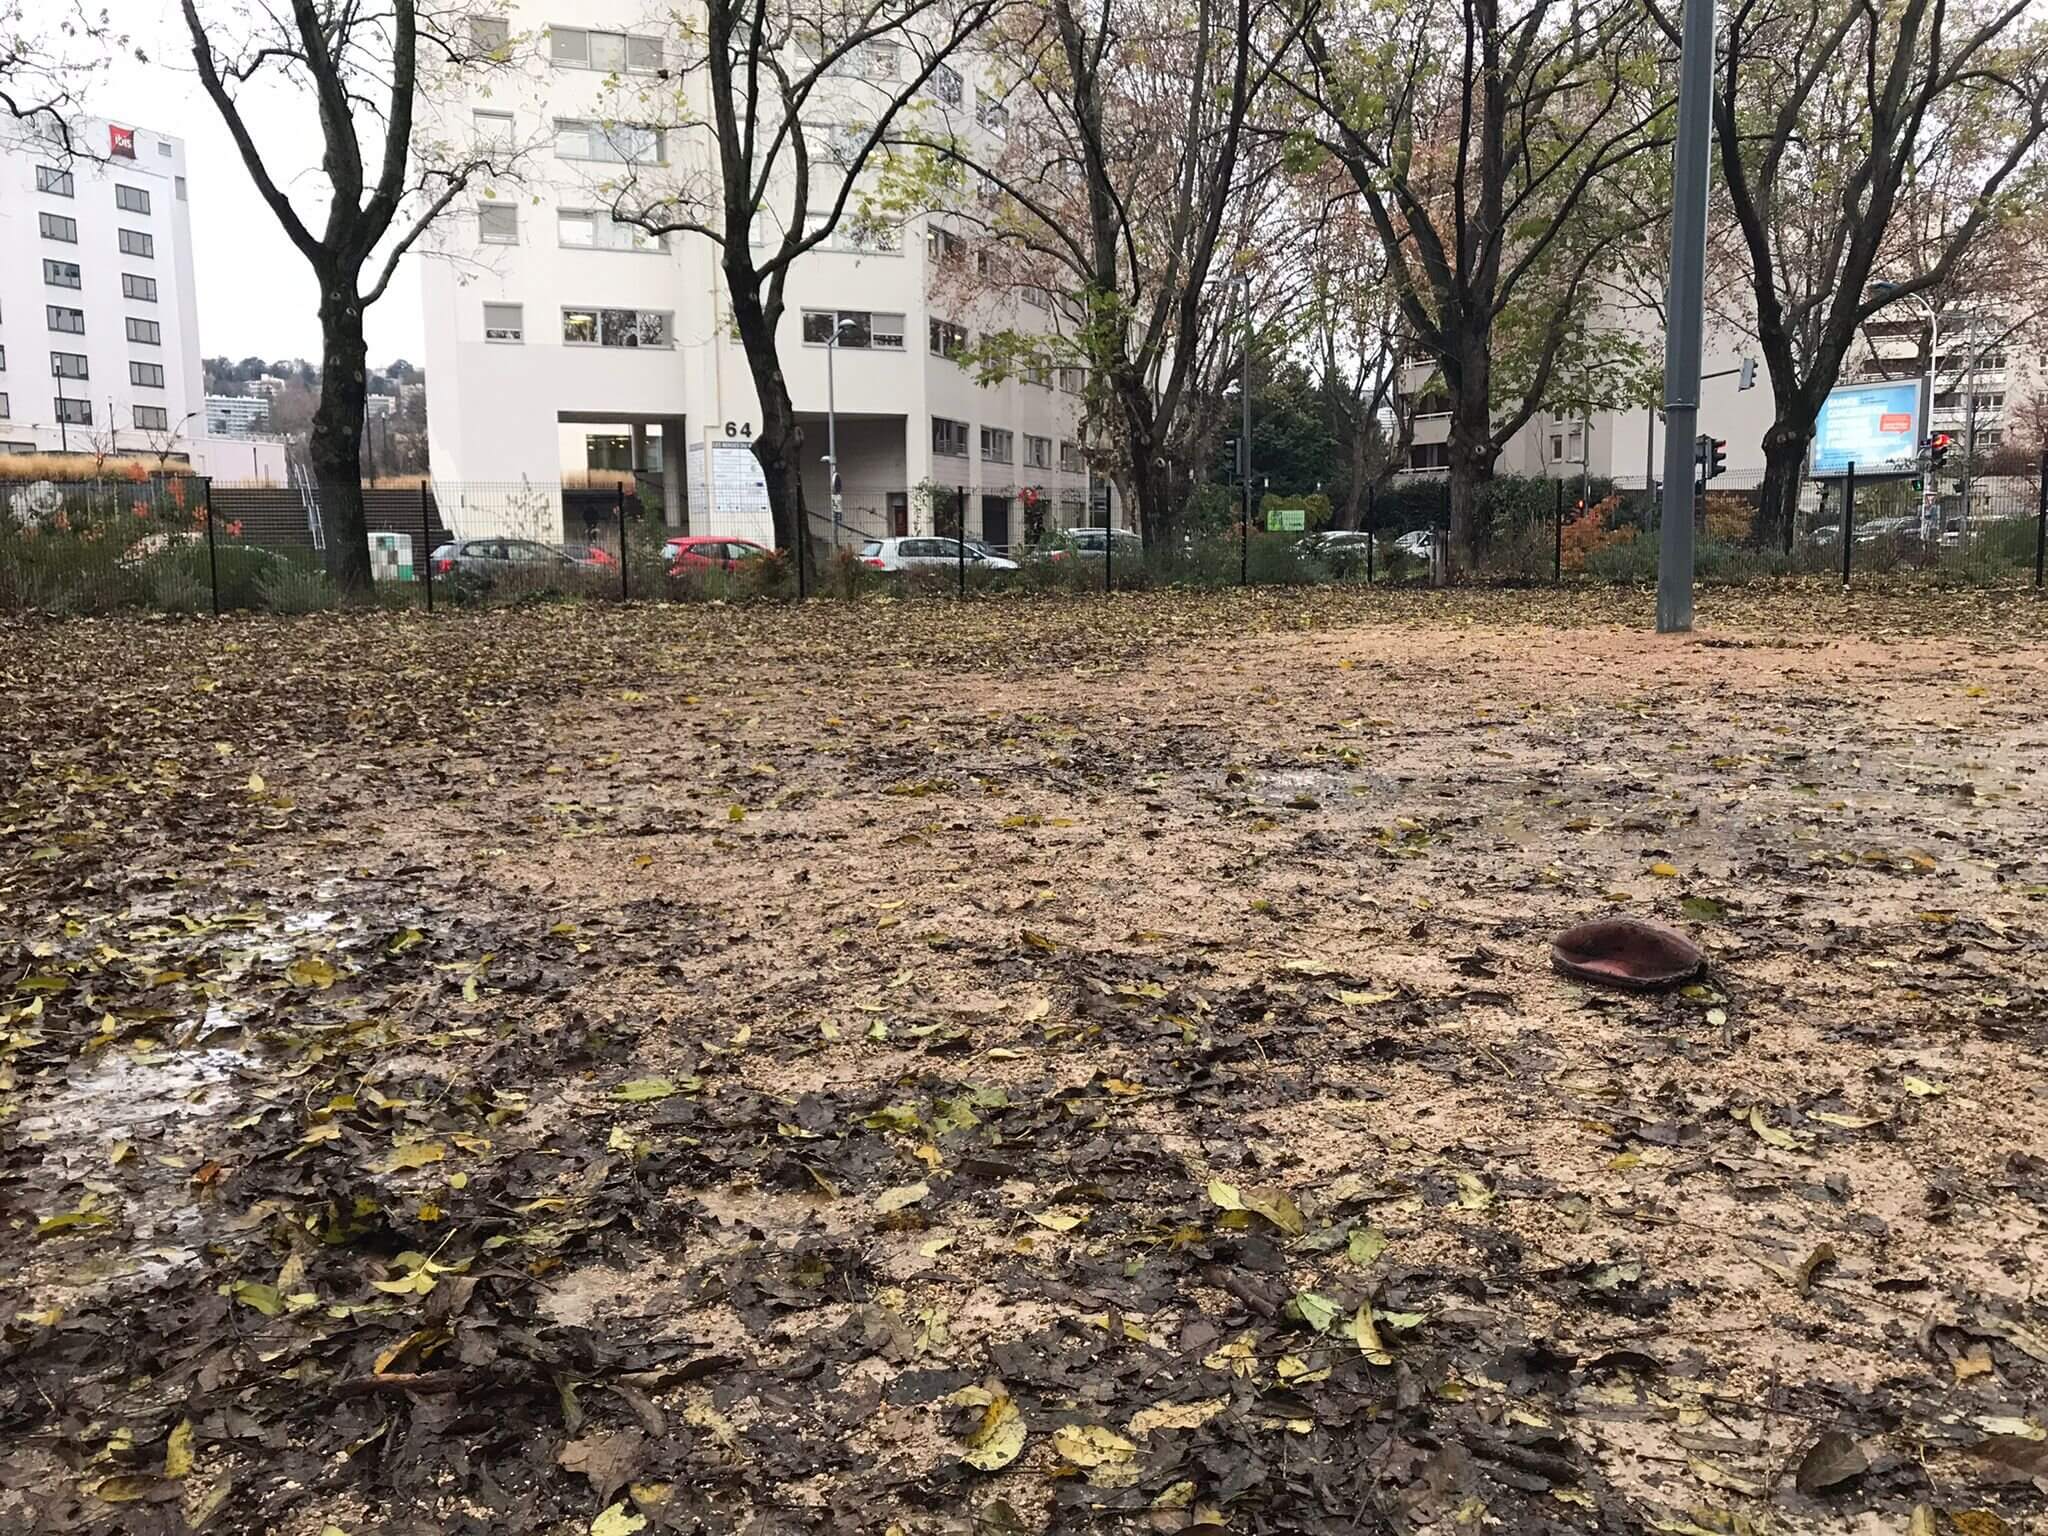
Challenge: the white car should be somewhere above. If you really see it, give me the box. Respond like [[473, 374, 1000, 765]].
[[857, 536, 1020, 573], [1393, 529, 1437, 560]]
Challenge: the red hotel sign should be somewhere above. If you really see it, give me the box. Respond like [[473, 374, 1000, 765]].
[[109, 125, 135, 158], [1879, 412, 1913, 433]]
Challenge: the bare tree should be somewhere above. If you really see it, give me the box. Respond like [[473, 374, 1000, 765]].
[[595, 0, 1002, 565], [894, 0, 1299, 544], [1293, 0, 1669, 568], [0, 3, 134, 156], [1693, 0, 2048, 547], [181, 0, 523, 591]]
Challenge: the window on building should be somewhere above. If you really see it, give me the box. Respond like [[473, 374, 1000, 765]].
[[475, 202, 517, 243], [929, 319, 969, 360], [126, 317, 162, 345], [0, 346, 6, 370], [1021, 284, 1050, 309], [116, 184, 151, 214], [927, 226, 966, 264], [474, 109, 514, 146], [43, 259, 81, 289], [1059, 439, 1082, 473], [554, 118, 663, 163], [51, 352, 89, 380], [871, 311, 906, 348], [130, 361, 166, 388], [556, 208, 663, 251], [483, 302, 524, 341], [1550, 434, 1564, 459], [36, 165, 74, 195], [119, 228, 154, 257], [123, 273, 157, 302], [1022, 361, 1050, 388], [55, 397, 91, 425], [1025, 434, 1052, 469], [156, 139, 171, 158], [980, 426, 1013, 463], [858, 40, 899, 78], [561, 307, 672, 347], [928, 62, 963, 107], [39, 212, 78, 242], [0, 396, 8, 420], [469, 13, 510, 52], [933, 416, 970, 457], [46, 306, 85, 335], [134, 404, 170, 431], [549, 28, 663, 71], [175, 175, 187, 201], [1407, 442, 1451, 470], [976, 98, 1007, 133], [1058, 366, 1085, 394]]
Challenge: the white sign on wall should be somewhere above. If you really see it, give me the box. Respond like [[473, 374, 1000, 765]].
[[688, 434, 777, 546]]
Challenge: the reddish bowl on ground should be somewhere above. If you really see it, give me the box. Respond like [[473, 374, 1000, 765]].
[[1551, 918, 1705, 991]]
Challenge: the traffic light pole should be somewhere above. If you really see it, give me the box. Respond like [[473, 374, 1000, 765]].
[[1655, 0, 1715, 633]]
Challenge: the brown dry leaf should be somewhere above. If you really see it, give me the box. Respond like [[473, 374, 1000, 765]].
[[1128, 1397, 1229, 1436]]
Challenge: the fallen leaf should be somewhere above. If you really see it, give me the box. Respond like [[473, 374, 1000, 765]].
[[1128, 1397, 1229, 1436], [1649, 862, 1679, 878], [590, 1502, 647, 1536], [1746, 1105, 1798, 1150], [951, 1385, 1026, 1471], [1794, 1430, 1868, 1495], [1346, 1226, 1388, 1266], [1051, 1425, 1135, 1468], [876, 1182, 930, 1214], [1289, 1291, 1341, 1333], [612, 1077, 677, 1102], [1688, 1457, 1762, 1496], [227, 1280, 282, 1316], [1030, 1209, 1083, 1232], [379, 1142, 445, 1173], [164, 1419, 194, 1480], [1348, 1303, 1392, 1365], [1795, 1242, 1838, 1294], [286, 956, 338, 989]]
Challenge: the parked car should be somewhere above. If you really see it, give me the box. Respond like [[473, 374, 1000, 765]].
[[1296, 530, 1375, 573], [557, 541, 617, 568], [858, 536, 1021, 572], [1392, 529, 1438, 561], [664, 536, 771, 572], [1041, 527, 1145, 562], [429, 537, 585, 590]]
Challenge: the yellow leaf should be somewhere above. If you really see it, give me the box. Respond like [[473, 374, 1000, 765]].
[[1904, 1076, 1946, 1097], [1021, 997, 1051, 1021], [1052, 1424, 1136, 1467], [1349, 1304, 1393, 1365], [164, 1419, 194, 1479], [1809, 1111, 1884, 1129], [1338, 989, 1397, 1006], [1454, 1171, 1493, 1209], [379, 1142, 445, 1173], [1031, 1209, 1083, 1232], [950, 1385, 1026, 1471], [228, 1280, 282, 1316], [1648, 862, 1679, 878], [1746, 1106, 1798, 1150], [1129, 1397, 1228, 1436], [286, 956, 339, 989], [246, 772, 266, 794], [876, 1182, 929, 1213], [591, 1502, 647, 1536]]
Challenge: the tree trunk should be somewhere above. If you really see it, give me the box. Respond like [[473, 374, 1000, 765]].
[[313, 286, 373, 593], [1755, 422, 1811, 552], [727, 273, 807, 568], [1446, 428, 1495, 575], [1117, 384, 1172, 545]]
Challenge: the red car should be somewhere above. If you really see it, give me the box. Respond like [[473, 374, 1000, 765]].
[[664, 536, 770, 573]]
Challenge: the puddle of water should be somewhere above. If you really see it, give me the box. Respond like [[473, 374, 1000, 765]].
[[18, 1046, 252, 1145]]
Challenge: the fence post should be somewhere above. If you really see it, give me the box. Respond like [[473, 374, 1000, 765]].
[[1841, 461, 1856, 587], [420, 483, 434, 614], [617, 484, 629, 601], [1104, 499, 1113, 595], [1240, 478, 1249, 587], [958, 486, 967, 599], [202, 477, 220, 617], [2035, 448, 2046, 590], [1554, 479, 1564, 584], [1366, 483, 1375, 586]]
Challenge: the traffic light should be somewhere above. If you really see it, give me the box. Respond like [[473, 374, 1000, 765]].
[[1737, 356, 1757, 391], [1928, 432, 1952, 469], [1699, 437, 1728, 480]]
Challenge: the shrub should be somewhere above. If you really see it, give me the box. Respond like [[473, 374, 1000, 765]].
[[257, 563, 340, 613]]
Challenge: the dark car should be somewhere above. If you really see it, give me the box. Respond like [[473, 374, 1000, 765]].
[[429, 537, 585, 592]]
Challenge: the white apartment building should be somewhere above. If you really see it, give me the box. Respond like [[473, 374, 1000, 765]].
[[0, 116, 284, 479], [205, 393, 271, 436], [421, 7, 1103, 550], [1399, 300, 1777, 491], [1845, 305, 2040, 459]]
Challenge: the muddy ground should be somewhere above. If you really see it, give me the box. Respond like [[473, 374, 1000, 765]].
[[3, 585, 2047, 1536]]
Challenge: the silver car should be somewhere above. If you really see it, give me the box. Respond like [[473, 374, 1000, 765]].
[[857, 536, 1021, 572]]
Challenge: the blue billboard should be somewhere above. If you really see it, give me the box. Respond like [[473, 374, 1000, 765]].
[[1811, 380, 1921, 477]]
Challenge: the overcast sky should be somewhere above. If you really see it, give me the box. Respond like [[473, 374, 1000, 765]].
[[97, 2, 428, 368]]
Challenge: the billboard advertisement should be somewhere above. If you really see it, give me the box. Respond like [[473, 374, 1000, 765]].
[[1811, 379, 1921, 477]]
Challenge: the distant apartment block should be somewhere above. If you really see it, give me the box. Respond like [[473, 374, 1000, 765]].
[[205, 393, 271, 436]]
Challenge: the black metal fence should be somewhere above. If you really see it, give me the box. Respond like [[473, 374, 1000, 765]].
[[2, 465, 2045, 617]]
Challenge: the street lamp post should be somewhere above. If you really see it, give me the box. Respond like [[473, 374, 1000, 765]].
[[823, 317, 856, 555], [53, 358, 69, 453]]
